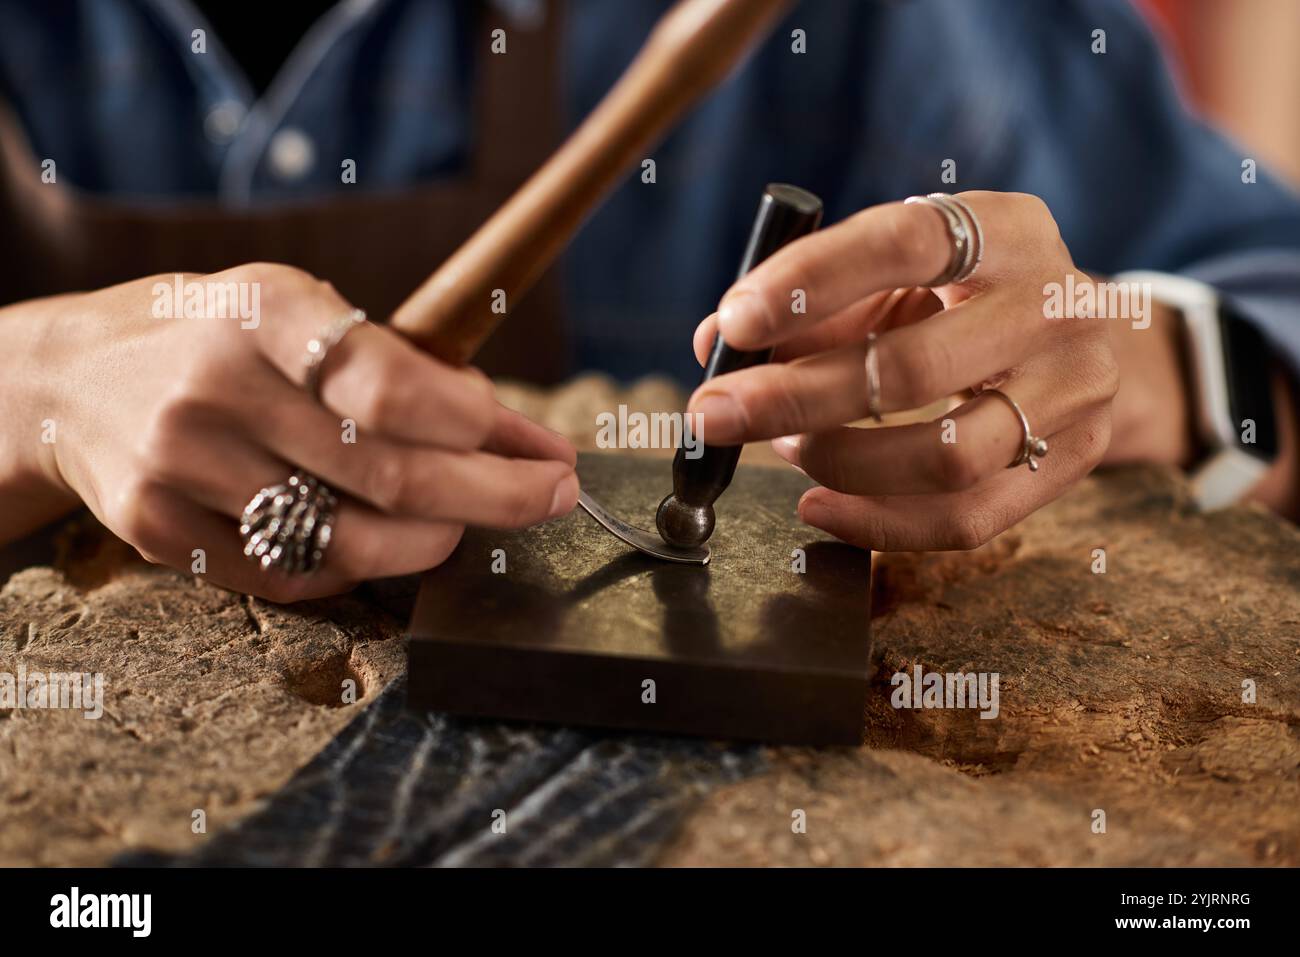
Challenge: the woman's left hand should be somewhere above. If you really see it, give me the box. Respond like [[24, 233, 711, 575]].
[[687, 190, 1120, 551]]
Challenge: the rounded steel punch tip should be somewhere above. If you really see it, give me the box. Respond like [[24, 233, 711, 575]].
[[578, 491, 710, 565]]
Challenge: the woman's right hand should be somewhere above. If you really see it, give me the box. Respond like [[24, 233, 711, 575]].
[[9, 263, 578, 602]]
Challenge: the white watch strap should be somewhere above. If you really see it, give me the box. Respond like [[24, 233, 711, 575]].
[[1114, 271, 1263, 510], [1190, 449, 1269, 511]]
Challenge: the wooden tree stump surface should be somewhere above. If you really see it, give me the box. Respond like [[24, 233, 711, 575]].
[[2, 375, 1296, 866]]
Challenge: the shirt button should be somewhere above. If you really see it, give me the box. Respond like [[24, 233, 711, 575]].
[[204, 101, 245, 144], [267, 128, 316, 181]]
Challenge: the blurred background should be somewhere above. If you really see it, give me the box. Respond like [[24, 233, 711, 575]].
[[1141, 0, 1300, 186]]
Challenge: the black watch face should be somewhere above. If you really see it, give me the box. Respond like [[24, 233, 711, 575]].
[[1219, 304, 1279, 460]]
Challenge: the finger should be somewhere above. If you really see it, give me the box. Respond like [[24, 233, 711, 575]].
[[326, 506, 465, 581], [695, 288, 945, 371], [224, 362, 578, 527], [124, 485, 356, 603], [138, 428, 472, 579], [148, 377, 580, 531], [688, 288, 1062, 444], [144, 419, 294, 516], [131, 486, 466, 602], [262, 407, 580, 529], [716, 191, 1056, 351], [312, 322, 497, 450], [775, 287, 943, 359], [772, 353, 1114, 495], [714, 200, 951, 350], [694, 297, 855, 368], [483, 403, 577, 465], [795, 413, 1111, 551], [241, 269, 497, 450]]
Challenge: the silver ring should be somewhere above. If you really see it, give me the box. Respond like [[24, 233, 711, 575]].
[[903, 193, 983, 286], [240, 471, 338, 575], [980, 388, 1048, 472], [933, 193, 984, 283], [904, 195, 967, 286], [927, 193, 979, 283], [865, 332, 883, 423], [303, 308, 366, 400]]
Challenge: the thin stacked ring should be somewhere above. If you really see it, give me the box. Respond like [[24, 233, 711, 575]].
[[903, 192, 984, 286]]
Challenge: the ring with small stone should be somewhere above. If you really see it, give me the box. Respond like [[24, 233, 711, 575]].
[[980, 388, 1048, 472]]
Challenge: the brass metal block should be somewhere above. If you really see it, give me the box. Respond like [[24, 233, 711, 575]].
[[408, 452, 873, 744]]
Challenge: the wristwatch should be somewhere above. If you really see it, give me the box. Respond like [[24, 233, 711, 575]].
[[1116, 271, 1278, 510]]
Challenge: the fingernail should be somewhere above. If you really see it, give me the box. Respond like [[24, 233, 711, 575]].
[[798, 493, 829, 529], [693, 392, 743, 442], [549, 472, 579, 518], [772, 435, 800, 459], [718, 291, 769, 345]]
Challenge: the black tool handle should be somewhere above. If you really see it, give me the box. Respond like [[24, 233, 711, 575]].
[[673, 184, 824, 507]]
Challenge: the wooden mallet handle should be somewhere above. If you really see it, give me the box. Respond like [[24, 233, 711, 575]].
[[389, 0, 792, 363]]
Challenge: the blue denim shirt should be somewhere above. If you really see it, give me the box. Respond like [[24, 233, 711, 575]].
[[2, 0, 1298, 384]]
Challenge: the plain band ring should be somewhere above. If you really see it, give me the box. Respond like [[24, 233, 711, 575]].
[[865, 332, 883, 423], [979, 388, 1049, 472], [239, 471, 338, 575], [303, 308, 366, 400]]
